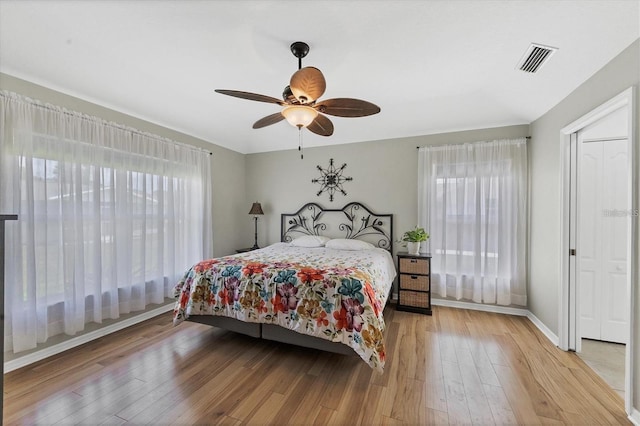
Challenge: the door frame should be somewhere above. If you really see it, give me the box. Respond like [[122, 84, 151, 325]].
[[558, 86, 636, 414]]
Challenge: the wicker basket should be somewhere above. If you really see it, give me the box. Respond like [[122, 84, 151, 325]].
[[399, 257, 428, 275], [399, 290, 430, 308], [400, 274, 429, 291]]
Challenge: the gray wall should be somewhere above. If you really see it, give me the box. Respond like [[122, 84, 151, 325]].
[[0, 73, 247, 258], [529, 38, 639, 410], [245, 124, 529, 277]]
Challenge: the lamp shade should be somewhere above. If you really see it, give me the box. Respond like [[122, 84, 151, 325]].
[[281, 105, 318, 128], [248, 202, 264, 215]]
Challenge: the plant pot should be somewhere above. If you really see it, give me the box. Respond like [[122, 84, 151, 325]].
[[406, 241, 420, 255]]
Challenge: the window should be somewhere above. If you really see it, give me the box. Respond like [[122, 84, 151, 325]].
[[418, 139, 527, 306], [1, 91, 212, 352]]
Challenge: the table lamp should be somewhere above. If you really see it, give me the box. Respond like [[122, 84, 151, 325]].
[[249, 202, 264, 250]]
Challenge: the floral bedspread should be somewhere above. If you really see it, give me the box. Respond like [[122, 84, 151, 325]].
[[173, 242, 396, 372]]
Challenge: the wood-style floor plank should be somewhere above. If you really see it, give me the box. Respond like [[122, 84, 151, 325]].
[[3, 306, 630, 425], [482, 383, 518, 425], [493, 363, 542, 424], [244, 392, 285, 425]]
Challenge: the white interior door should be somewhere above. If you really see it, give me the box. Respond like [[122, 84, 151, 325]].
[[578, 138, 629, 343], [599, 138, 629, 343], [577, 141, 601, 340]]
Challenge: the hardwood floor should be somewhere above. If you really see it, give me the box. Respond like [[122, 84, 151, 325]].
[[4, 306, 630, 425]]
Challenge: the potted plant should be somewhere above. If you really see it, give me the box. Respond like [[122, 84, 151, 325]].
[[400, 226, 429, 255]]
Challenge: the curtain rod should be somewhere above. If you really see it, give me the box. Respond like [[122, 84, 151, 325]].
[[1, 91, 213, 156], [416, 136, 531, 149]]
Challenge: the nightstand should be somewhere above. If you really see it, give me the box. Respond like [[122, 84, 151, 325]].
[[396, 252, 432, 315]]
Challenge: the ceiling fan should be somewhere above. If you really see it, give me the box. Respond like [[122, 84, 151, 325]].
[[215, 41, 381, 137]]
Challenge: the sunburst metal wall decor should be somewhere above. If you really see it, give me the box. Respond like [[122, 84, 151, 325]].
[[312, 158, 352, 202]]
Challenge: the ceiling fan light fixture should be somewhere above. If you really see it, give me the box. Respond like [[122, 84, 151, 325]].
[[281, 105, 318, 128]]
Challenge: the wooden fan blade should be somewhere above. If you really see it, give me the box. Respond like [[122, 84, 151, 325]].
[[307, 114, 334, 136], [290, 67, 326, 104], [253, 112, 285, 129], [315, 98, 381, 117], [215, 89, 284, 105]]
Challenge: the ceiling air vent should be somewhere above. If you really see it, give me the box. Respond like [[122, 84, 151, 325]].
[[517, 43, 558, 73]]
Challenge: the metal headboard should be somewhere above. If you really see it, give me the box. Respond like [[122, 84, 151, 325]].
[[281, 202, 393, 251]]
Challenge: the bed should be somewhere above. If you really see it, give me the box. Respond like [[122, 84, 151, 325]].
[[172, 202, 395, 372]]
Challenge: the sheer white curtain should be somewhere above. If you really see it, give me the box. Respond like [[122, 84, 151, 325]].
[[418, 138, 527, 306], [0, 91, 212, 353]]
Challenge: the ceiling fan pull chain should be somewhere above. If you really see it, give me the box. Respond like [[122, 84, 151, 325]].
[[298, 128, 304, 159]]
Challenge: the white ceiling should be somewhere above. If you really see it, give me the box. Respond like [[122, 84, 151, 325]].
[[1, 1, 638, 154]]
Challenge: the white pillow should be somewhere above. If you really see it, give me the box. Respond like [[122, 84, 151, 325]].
[[325, 238, 375, 251], [290, 235, 330, 248]]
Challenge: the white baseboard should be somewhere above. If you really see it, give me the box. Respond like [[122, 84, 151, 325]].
[[430, 298, 560, 346], [630, 409, 640, 426], [526, 311, 560, 347], [431, 297, 529, 316], [4, 303, 174, 373]]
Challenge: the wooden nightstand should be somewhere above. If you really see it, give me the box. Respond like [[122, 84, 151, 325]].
[[396, 252, 432, 315]]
